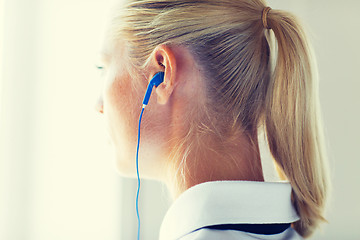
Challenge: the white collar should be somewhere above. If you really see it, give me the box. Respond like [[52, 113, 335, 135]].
[[159, 180, 300, 240]]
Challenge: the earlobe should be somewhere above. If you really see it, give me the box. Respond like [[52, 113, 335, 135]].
[[155, 69, 176, 105], [155, 79, 174, 105]]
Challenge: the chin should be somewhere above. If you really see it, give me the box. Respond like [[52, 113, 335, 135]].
[[114, 154, 137, 178], [111, 140, 165, 181]]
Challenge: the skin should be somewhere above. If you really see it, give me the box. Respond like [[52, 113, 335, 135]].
[[95, 38, 264, 198]]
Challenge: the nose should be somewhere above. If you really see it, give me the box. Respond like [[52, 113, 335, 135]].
[[95, 95, 104, 114]]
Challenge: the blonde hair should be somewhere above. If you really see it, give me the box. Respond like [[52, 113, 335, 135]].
[[109, 0, 330, 237]]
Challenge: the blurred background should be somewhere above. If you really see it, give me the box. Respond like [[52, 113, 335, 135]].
[[0, 0, 359, 239]]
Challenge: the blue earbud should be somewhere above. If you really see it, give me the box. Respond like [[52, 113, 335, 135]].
[[142, 72, 164, 108]]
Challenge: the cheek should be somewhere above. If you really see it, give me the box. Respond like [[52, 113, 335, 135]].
[[102, 69, 169, 176], [103, 72, 141, 148]]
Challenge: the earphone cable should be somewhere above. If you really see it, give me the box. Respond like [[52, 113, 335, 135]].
[[136, 107, 145, 240]]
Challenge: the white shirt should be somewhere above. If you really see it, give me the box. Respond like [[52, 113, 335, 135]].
[[159, 180, 303, 240]]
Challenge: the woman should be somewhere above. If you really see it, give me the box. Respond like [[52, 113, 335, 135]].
[[95, 0, 330, 239]]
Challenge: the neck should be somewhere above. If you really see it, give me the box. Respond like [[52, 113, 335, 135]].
[[166, 126, 264, 200]]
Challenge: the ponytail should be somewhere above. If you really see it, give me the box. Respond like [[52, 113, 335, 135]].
[[264, 9, 330, 237]]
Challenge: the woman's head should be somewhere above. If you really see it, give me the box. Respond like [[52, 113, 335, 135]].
[[97, 38, 209, 181], [96, 0, 330, 237]]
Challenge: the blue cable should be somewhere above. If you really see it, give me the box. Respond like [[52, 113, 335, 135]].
[[135, 72, 163, 240], [136, 107, 145, 240]]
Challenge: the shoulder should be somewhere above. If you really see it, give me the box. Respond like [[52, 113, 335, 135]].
[[179, 227, 304, 240]]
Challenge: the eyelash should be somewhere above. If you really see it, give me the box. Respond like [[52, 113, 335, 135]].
[[95, 65, 106, 77]]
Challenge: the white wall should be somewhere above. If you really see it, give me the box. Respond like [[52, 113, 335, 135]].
[[0, 0, 124, 239]]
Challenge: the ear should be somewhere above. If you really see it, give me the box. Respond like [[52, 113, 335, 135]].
[[148, 45, 177, 105]]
